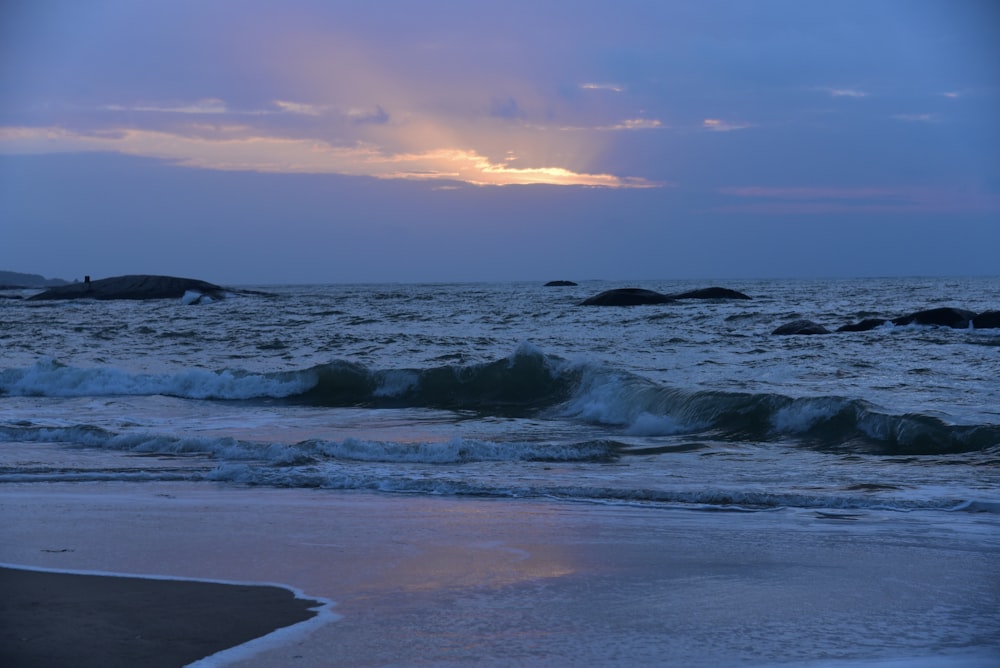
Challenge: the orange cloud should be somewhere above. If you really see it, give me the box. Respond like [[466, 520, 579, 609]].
[[0, 125, 656, 188]]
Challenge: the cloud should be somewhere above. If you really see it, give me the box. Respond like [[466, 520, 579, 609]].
[[548, 118, 665, 132], [719, 186, 898, 200], [273, 100, 326, 116], [606, 118, 664, 131], [822, 88, 869, 98], [711, 185, 1000, 214], [104, 98, 393, 126], [580, 83, 625, 93], [0, 125, 658, 188], [101, 98, 230, 114], [702, 118, 752, 132], [891, 113, 938, 123], [346, 105, 390, 124]]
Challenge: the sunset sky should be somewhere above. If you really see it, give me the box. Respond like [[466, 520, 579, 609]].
[[2, 0, 998, 284]]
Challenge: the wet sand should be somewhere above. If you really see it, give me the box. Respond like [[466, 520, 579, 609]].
[[1, 482, 998, 666], [0, 566, 321, 668]]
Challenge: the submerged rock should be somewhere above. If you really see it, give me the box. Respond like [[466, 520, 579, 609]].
[[772, 319, 830, 335], [667, 287, 752, 300], [579, 288, 674, 306], [27, 275, 228, 302]]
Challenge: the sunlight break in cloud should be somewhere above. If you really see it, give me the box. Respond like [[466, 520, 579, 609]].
[[0, 126, 655, 188]]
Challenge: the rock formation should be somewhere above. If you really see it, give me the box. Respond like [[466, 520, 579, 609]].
[[772, 320, 830, 335], [27, 275, 228, 302], [580, 286, 751, 306], [667, 287, 752, 300], [890, 307, 976, 329], [579, 288, 675, 306], [973, 311, 1000, 329]]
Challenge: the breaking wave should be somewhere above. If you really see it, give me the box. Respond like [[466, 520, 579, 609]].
[[2, 345, 998, 456]]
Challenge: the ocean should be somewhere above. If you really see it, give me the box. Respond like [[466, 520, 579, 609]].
[[2, 276, 999, 664], [2, 277, 998, 510]]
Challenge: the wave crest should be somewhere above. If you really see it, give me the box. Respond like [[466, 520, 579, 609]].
[[3, 348, 997, 456]]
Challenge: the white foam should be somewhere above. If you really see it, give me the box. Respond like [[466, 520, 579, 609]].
[[0, 360, 316, 400], [770, 397, 851, 433], [373, 369, 419, 397], [625, 411, 685, 436], [181, 290, 206, 305]]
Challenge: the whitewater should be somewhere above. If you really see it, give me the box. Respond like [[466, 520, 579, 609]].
[[1, 276, 997, 513]]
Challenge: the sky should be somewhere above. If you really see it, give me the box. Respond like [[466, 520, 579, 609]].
[[1, 0, 998, 285]]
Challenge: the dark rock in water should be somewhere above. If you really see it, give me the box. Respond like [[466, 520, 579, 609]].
[[836, 318, 889, 333], [772, 319, 830, 335], [973, 311, 1000, 329], [892, 307, 976, 329], [667, 287, 752, 300], [545, 280, 578, 287], [580, 288, 674, 306], [27, 275, 228, 302]]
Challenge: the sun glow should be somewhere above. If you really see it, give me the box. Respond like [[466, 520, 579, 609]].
[[0, 125, 655, 188]]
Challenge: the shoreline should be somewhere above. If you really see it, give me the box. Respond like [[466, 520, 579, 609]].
[[1, 481, 999, 666]]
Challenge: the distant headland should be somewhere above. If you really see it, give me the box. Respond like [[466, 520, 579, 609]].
[[0, 270, 69, 289]]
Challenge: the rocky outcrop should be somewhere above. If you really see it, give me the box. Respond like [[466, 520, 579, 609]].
[[772, 320, 830, 335], [667, 287, 752, 300], [891, 307, 976, 329], [27, 275, 228, 302], [579, 288, 675, 306], [544, 280, 578, 287], [973, 311, 1000, 329], [827, 307, 999, 333], [580, 286, 751, 306]]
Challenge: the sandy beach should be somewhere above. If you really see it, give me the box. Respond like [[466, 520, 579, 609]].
[[1, 481, 998, 667]]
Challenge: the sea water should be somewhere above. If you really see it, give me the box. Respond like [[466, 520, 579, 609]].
[[1, 277, 998, 512], [2, 276, 999, 664]]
